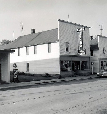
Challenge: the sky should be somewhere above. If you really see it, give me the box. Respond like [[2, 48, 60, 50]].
[[0, 0, 107, 41]]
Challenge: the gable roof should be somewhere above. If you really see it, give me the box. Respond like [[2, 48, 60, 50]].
[[0, 28, 58, 50], [25, 28, 58, 46]]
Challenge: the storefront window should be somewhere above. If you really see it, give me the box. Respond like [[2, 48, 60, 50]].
[[81, 61, 88, 70], [60, 60, 71, 71], [101, 61, 107, 70]]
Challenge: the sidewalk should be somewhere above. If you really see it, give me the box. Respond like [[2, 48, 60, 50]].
[[0, 75, 97, 90]]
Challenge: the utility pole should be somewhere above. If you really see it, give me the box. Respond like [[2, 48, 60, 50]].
[[68, 14, 69, 22], [13, 31, 14, 39], [99, 25, 103, 36], [20, 22, 23, 36]]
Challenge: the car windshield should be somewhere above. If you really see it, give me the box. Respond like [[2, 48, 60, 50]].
[[101, 70, 107, 73]]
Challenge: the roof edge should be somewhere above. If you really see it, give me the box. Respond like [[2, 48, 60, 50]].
[[18, 28, 58, 38], [97, 35, 107, 38], [0, 49, 15, 53], [8, 40, 59, 49], [58, 19, 90, 28]]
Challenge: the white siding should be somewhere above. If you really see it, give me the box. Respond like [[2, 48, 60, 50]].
[[10, 42, 60, 63], [10, 58, 60, 74]]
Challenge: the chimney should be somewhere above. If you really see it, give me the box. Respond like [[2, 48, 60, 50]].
[[31, 29, 35, 34]]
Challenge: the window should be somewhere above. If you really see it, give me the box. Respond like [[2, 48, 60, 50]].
[[100, 60, 107, 70], [90, 50, 93, 56], [48, 43, 51, 53], [26, 63, 29, 72], [60, 60, 71, 71], [26, 47, 29, 55], [65, 42, 69, 52], [18, 47, 20, 56], [81, 61, 88, 70], [34, 45, 37, 54]]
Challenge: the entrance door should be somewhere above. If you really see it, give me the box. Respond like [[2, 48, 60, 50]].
[[72, 61, 80, 71], [81, 61, 88, 70], [72, 62, 75, 71], [26, 63, 29, 72]]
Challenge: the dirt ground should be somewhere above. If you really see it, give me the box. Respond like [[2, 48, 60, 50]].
[[0, 78, 107, 114]]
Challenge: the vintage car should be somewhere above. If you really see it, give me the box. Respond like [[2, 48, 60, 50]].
[[97, 70, 107, 77]]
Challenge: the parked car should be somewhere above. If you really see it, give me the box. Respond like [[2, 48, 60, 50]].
[[97, 70, 107, 77]]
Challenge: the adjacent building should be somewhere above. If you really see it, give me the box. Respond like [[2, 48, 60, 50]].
[[90, 35, 107, 73], [0, 48, 14, 83]]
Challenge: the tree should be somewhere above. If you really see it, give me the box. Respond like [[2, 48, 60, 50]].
[[0, 39, 13, 45]]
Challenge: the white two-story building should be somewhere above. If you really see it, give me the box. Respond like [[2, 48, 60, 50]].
[[3, 19, 91, 76]]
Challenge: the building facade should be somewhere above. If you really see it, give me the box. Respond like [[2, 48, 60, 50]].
[[58, 20, 91, 75], [90, 35, 107, 73], [3, 19, 91, 76], [9, 28, 60, 74]]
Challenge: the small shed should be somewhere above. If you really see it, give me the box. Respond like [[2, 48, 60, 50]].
[[0, 49, 14, 83]]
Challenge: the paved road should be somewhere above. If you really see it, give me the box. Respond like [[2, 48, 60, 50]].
[[0, 78, 107, 114]]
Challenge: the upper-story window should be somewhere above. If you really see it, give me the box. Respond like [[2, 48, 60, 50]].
[[65, 42, 69, 52], [48, 43, 51, 53], [18, 47, 20, 56], [26, 46, 29, 55], [34, 45, 37, 54]]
